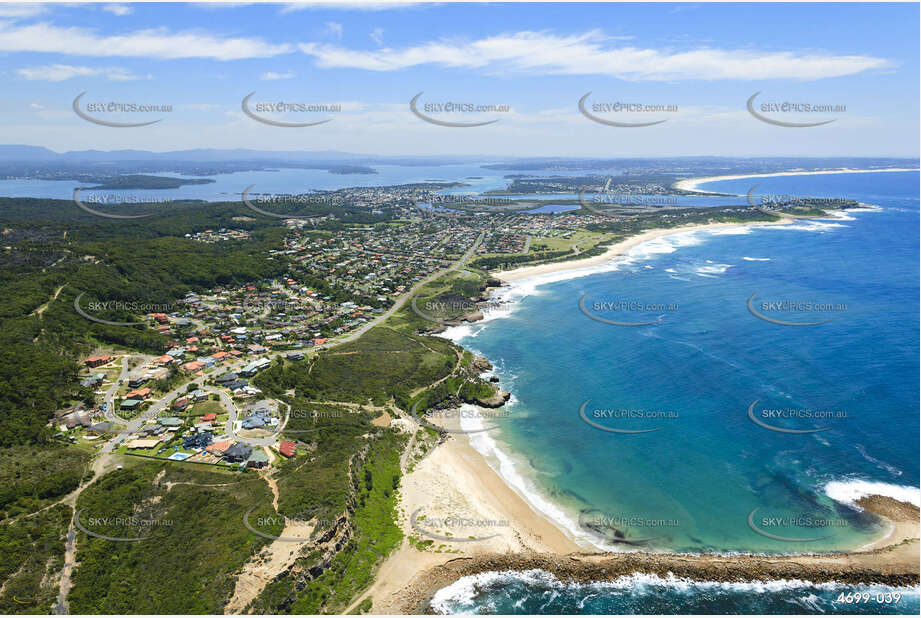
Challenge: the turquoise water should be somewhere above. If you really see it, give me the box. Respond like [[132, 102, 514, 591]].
[[438, 171, 919, 613]]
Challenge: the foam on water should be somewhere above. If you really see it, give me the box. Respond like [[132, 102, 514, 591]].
[[824, 479, 920, 508], [431, 569, 921, 615]]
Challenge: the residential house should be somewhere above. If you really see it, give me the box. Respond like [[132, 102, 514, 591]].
[[125, 387, 152, 400], [205, 440, 232, 455], [84, 355, 113, 368], [81, 373, 105, 388], [224, 443, 253, 463], [246, 450, 270, 469], [183, 432, 213, 449]]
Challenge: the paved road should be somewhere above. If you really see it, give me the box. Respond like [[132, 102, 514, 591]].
[[102, 354, 157, 425], [335, 230, 484, 346], [92, 231, 485, 467]]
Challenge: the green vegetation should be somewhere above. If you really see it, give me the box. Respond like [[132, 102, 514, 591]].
[[87, 175, 215, 190], [0, 198, 290, 445], [254, 327, 458, 408], [0, 504, 72, 614], [252, 429, 405, 614], [0, 445, 91, 520], [68, 462, 272, 614]]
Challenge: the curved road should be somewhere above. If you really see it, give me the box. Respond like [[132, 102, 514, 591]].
[[335, 230, 484, 345]]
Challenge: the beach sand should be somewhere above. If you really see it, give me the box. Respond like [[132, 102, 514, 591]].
[[495, 218, 793, 283], [347, 416, 582, 614], [391, 495, 919, 614], [673, 167, 918, 194], [358, 410, 918, 614], [358, 214, 918, 614]]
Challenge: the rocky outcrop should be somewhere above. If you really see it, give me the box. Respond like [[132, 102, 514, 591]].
[[474, 389, 510, 408], [471, 356, 492, 373], [397, 549, 921, 614]]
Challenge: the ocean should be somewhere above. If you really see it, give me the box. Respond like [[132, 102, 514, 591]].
[[432, 570, 920, 615], [437, 170, 920, 613]]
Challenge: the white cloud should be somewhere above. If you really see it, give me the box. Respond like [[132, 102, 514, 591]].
[[260, 71, 296, 80], [299, 30, 890, 81], [16, 64, 146, 82], [0, 22, 292, 60], [324, 22, 343, 39], [0, 4, 47, 19], [369, 28, 383, 46], [103, 4, 134, 16]]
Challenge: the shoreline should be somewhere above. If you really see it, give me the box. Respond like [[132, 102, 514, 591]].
[[493, 218, 794, 284], [672, 167, 919, 194], [397, 492, 920, 614], [367, 195, 919, 613]]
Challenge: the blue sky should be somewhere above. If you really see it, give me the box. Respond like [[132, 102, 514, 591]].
[[1, 1, 918, 157]]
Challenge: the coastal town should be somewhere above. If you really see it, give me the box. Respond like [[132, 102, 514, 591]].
[[8, 156, 907, 618], [54, 170, 868, 479]]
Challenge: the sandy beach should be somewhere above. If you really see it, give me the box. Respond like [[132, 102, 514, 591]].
[[367, 429, 919, 615], [352, 208, 920, 614], [388, 497, 919, 614], [348, 414, 583, 614], [357, 399, 918, 614], [673, 167, 919, 194], [495, 218, 793, 283]]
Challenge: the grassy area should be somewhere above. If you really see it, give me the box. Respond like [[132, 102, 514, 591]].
[[254, 327, 458, 408], [187, 400, 224, 416], [530, 230, 607, 252]]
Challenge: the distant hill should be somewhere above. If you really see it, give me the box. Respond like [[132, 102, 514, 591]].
[[0, 145, 59, 161]]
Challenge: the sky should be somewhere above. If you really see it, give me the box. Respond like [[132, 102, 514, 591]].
[[1, 1, 918, 158]]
